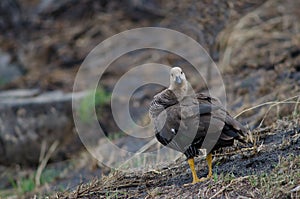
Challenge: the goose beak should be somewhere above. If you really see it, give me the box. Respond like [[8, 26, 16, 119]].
[[175, 76, 182, 84]]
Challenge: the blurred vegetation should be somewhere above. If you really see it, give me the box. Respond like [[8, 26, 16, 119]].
[[79, 87, 111, 123], [0, 78, 6, 87], [249, 155, 299, 198], [0, 0, 299, 198], [2, 168, 59, 197]]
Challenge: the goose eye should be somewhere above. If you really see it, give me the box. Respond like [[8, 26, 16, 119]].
[[181, 71, 183, 74]]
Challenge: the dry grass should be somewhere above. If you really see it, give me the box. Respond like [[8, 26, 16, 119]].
[[199, 155, 300, 198], [35, 141, 59, 187], [1, 0, 299, 198], [56, 114, 300, 198], [56, 152, 300, 199], [218, 0, 300, 73]]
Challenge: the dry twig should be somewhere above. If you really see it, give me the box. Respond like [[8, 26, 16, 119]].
[[35, 140, 59, 187]]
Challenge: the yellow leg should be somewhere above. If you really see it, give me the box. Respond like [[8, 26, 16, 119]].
[[187, 158, 201, 184], [206, 153, 213, 179], [185, 154, 213, 185]]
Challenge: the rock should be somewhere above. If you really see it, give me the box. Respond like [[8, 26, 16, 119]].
[[0, 89, 86, 166], [0, 0, 22, 30], [0, 88, 39, 98], [0, 50, 23, 86], [123, 0, 165, 20], [37, 0, 76, 15]]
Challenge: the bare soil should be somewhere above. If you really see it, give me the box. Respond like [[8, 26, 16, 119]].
[[58, 117, 300, 198], [0, 0, 299, 198]]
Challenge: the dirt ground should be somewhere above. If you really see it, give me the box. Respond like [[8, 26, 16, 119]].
[[0, 0, 300, 198], [58, 117, 300, 198]]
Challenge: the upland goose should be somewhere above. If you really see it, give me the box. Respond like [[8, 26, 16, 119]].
[[149, 67, 247, 184]]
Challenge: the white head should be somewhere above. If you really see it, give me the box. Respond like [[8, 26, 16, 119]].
[[169, 67, 188, 95]]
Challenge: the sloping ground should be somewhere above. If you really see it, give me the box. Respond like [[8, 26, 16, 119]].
[[58, 116, 300, 198], [0, 0, 300, 198], [218, 0, 300, 127], [54, 0, 300, 191]]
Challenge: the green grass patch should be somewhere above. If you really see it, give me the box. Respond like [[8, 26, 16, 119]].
[[107, 131, 124, 141], [40, 168, 59, 185], [0, 78, 6, 87], [207, 155, 299, 198], [218, 172, 236, 183], [254, 155, 300, 198], [6, 168, 60, 196], [19, 176, 35, 194], [79, 87, 111, 123]]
